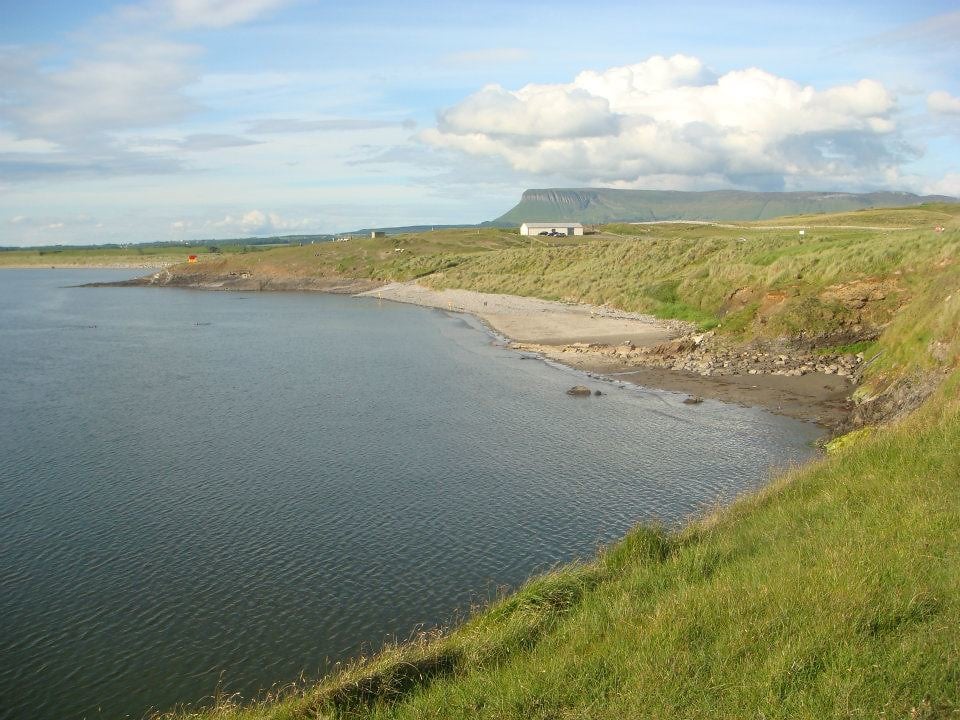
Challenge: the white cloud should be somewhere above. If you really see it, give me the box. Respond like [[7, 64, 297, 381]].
[[928, 90, 960, 115], [922, 173, 960, 197], [247, 117, 413, 134], [424, 54, 908, 189], [437, 84, 618, 140], [168, 0, 293, 28], [133, 132, 261, 151], [2, 40, 200, 143], [0, 132, 60, 154], [179, 209, 313, 235]]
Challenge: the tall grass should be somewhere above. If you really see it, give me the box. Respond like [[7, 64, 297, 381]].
[[423, 217, 959, 345]]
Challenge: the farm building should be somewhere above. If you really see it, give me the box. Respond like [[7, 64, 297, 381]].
[[520, 222, 584, 237], [371, 230, 386, 238]]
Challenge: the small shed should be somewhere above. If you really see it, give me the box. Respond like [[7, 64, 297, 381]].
[[371, 230, 386, 238], [520, 222, 584, 237]]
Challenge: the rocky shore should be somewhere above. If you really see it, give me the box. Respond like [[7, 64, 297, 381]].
[[520, 331, 865, 382]]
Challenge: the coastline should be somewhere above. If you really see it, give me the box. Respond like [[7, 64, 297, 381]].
[[81, 269, 855, 429], [356, 281, 853, 430]]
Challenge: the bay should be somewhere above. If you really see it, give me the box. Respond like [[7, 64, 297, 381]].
[[0, 269, 820, 719]]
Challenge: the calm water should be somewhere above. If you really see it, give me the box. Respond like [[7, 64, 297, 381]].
[[0, 269, 821, 719]]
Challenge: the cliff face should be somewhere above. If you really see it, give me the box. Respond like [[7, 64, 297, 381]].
[[518, 189, 601, 210], [491, 188, 957, 225]]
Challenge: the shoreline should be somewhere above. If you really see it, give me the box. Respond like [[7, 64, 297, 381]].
[[356, 281, 853, 430], [82, 270, 855, 430]]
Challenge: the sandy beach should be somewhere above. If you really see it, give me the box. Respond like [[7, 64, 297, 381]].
[[358, 281, 687, 346]]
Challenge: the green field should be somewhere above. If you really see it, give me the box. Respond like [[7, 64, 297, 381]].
[[138, 205, 960, 719]]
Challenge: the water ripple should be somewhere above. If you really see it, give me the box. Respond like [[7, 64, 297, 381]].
[[0, 270, 821, 720]]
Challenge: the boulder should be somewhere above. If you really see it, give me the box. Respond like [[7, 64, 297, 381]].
[[683, 395, 705, 405], [567, 385, 592, 397]]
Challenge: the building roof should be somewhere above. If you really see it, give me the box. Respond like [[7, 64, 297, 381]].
[[520, 221, 584, 227]]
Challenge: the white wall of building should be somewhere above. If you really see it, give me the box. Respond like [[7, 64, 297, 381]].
[[520, 223, 584, 236]]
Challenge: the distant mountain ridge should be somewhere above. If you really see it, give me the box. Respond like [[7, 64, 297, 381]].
[[491, 188, 958, 225]]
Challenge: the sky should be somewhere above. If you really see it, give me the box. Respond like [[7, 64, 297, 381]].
[[1, 0, 959, 246]]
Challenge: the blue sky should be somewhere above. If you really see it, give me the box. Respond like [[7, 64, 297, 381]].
[[1, 0, 958, 245]]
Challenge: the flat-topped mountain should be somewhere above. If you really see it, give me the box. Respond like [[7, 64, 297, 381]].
[[491, 188, 957, 224]]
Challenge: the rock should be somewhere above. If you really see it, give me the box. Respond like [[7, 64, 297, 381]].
[[566, 385, 592, 396], [683, 395, 704, 405], [593, 389, 603, 396]]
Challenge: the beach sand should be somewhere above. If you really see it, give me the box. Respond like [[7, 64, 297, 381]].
[[359, 282, 686, 346]]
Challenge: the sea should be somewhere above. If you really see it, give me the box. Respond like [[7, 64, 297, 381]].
[[0, 269, 822, 719]]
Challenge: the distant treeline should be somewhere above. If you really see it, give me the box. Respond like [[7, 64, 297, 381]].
[[0, 234, 339, 253]]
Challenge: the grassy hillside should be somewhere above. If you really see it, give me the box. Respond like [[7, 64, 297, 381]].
[[157, 228, 552, 285], [492, 188, 957, 225], [154, 205, 960, 719], [427, 207, 960, 350]]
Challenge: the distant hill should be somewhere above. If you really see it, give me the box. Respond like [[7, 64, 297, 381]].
[[490, 188, 958, 225]]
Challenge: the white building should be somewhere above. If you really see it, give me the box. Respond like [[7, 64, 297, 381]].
[[520, 222, 584, 237], [371, 230, 386, 238]]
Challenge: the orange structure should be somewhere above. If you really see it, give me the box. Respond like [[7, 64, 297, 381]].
[[188, 255, 198, 263]]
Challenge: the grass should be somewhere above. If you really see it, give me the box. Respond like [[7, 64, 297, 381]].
[[423, 211, 960, 341], [156, 204, 960, 720], [162, 228, 537, 284]]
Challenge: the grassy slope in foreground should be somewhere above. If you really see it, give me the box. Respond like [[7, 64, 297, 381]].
[[163, 206, 960, 719]]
